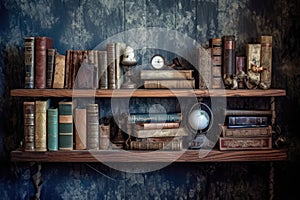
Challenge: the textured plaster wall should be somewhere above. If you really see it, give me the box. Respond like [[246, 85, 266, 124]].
[[0, 0, 299, 199]]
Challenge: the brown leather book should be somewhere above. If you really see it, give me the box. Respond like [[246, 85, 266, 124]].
[[24, 37, 35, 89], [99, 124, 110, 150], [35, 99, 50, 151], [220, 125, 272, 137], [75, 108, 86, 150], [23, 101, 35, 151], [52, 53, 65, 88], [222, 35, 235, 77], [219, 137, 272, 150], [197, 47, 211, 89], [86, 104, 99, 150], [260, 36, 272, 89], [98, 51, 108, 89], [64, 50, 72, 89], [35, 37, 53, 89], [107, 43, 116, 89], [46, 49, 56, 88]]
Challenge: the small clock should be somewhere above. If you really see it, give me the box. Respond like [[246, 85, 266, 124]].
[[150, 54, 165, 69]]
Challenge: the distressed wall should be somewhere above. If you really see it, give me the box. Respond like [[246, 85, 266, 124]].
[[0, 0, 300, 199]]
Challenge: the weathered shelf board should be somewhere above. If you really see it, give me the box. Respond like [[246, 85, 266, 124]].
[[10, 89, 286, 98], [10, 149, 287, 163]]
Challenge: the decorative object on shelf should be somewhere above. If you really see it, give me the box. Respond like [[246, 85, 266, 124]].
[[121, 46, 137, 89], [187, 102, 214, 149], [222, 35, 237, 90], [150, 54, 165, 69]]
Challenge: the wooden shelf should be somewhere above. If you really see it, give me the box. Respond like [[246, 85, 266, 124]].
[[10, 149, 287, 163], [10, 89, 286, 98]]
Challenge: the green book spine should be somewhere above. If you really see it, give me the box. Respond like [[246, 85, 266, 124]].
[[59, 101, 73, 150], [47, 108, 58, 151]]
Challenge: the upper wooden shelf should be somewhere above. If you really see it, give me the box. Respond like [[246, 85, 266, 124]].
[[10, 89, 286, 98], [10, 149, 287, 162]]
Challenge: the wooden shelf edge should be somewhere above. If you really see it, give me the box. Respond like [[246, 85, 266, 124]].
[[10, 149, 288, 163], [10, 89, 286, 98]]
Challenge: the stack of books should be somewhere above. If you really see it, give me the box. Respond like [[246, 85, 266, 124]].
[[140, 69, 195, 89], [219, 110, 272, 150], [127, 113, 187, 150]]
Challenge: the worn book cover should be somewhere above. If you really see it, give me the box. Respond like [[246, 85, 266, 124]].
[[144, 79, 195, 89], [75, 108, 86, 150], [260, 36, 272, 89], [246, 44, 261, 89], [130, 136, 183, 150], [99, 124, 110, 150], [228, 116, 268, 128], [24, 37, 35, 89], [47, 108, 58, 151], [86, 104, 99, 150], [98, 50, 108, 89], [35, 99, 50, 151], [46, 49, 56, 88], [132, 127, 188, 138], [220, 125, 272, 137], [140, 70, 193, 80], [107, 43, 116, 89], [23, 101, 35, 151], [52, 53, 65, 88], [128, 113, 182, 124], [135, 122, 180, 130], [219, 137, 272, 150], [197, 47, 211, 89], [58, 101, 73, 150]]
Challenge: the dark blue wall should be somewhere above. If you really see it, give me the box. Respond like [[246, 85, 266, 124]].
[[1, 0, 300, 199]]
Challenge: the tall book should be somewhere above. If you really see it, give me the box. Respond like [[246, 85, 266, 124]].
[[86, 104, 99, 150], [144, 79, 195, 89], [98, 51, 108, 89], [47, 108, 58, 151], [35, 37, 53, 89], [64, 50, 72, 89], [93, 50, 99, 89], [246, 44, 261, 89], [260, 36, 272, 89], [24, 37, 35, 89], [222, 35, 235, 88], [35, 99, 50, 151], [115, 42, 126, 89], [128, 113, 182, 123], [75, 108, 86, 150], [52, 53, 66, 88], [107, 43, 116, 89], [23, 101, 35, 151], [209, 38, 223, 89], [58, 101, 73, 150], [46, 49, 56, 88], [197, 47, 212, 89]]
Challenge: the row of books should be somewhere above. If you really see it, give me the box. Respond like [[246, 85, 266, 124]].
[[218, 109, 272, 150], [198, 35, 272, 89], [24, 36, 127, 89], [126, 113, 187, 150], [23, 100, 111, 152]]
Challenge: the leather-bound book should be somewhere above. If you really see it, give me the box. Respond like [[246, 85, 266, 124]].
[[99, 124, 110, 150], [86, 104, 99, 150], [35, 37, 53, 89], [98, 51, 108, 89], [46, 49, 56, 88], [47, 108, 58, 151], [70, 50, 79, 89], [144, 79, 195, 89], [209, 38, 223, 89], [23, 101, 35, 151], [35, 99, 50, 151], [52, 53, 65, 88], [75, 108, 86, 150], [260, 36, 272, 89], [64, 50, 72, 89], [197, 47, 211, 89], [222, 35, 235, 81], [219, 137, 272, 150], [107, 43, 116, 89], [58, 101, 73, 150], [24, 37, 35, 88], [93, 50, 99, 89]]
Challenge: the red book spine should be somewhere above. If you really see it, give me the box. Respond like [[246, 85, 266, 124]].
[[35, 37, 53, 89]]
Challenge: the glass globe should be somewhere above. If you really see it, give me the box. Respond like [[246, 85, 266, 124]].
[[188, 109, 210, 131]]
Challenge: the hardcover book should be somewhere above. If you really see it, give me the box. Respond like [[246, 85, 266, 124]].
[[197, 47, 211, 89], [46, 49, 56, 88], [220, 125, 272, 137], [98, 50, 108, 89], [99, 124, 110, 150], [75, 108, 86, 150], [131, 127, 188, 138], [228, 116, 268, 128], [260, 36, 272, 89], [35, 37, 53, 89], [64, 50, 72, 89], [24, 37, 35, 89], [144, 79, 195, 89], [58, 101, 73, 150], [224, 109, 272, 116], [128, 113, 182, 124], [47, 108, 58, 151], [107, 43, 116, 89], [23, 101, 35, 151], [86, 104, 99, 150], [219, 137, 272, 150], [209, 38, 223, 89], [52, 53, 65, 88], [134, 122, 180, 130], [35, 99, 50, 151], [140, 70, 193, 80], [130, 136, 183, 150]]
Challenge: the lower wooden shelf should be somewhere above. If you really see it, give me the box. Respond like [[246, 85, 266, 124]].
[[10, 149, 287, 163]]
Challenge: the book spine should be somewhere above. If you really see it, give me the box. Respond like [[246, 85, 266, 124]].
[[46, 49, 56, 88], [143, 80, 195, 89], [140, 70, 193, 80], [64, 50, 72, 89], [35, 100, 50, 151], [58, 101, 73, 150], [135, 122, 180, 130], [228, 116, 268, 128], [222, 35, 235, 82], [75, 108, 86, 150], [219, 137, 272, 150], [99, 124, 110, 150], [99, 51, 108, 89], [52, 53, 66, 89], [130, 137, 182, 150], [209, 38, 223, 89], [107, 43, 116, 89], [70, 50, 79, 89], [47, 108, 58, 151], [115, 43, 126, 89], [86, 104, 99, 150], [23, 101, 35, 151], [260, 36, 272, 89], [128, 113, 182, 123], [197, 47, 211, 89], [246, 44, 261, 89], [224, 109, 272, 116], [24, 37, 35, 89], [35, 37, 53, 89], [93, 50, 99, 89], [132, 127, 188, 138], [220, 125, 272, 137]]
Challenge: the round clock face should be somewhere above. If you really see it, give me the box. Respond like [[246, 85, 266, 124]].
[[151, 55, 165, 69]]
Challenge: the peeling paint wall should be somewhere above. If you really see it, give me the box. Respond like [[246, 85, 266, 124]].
[[0, 0, 300, 199]]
